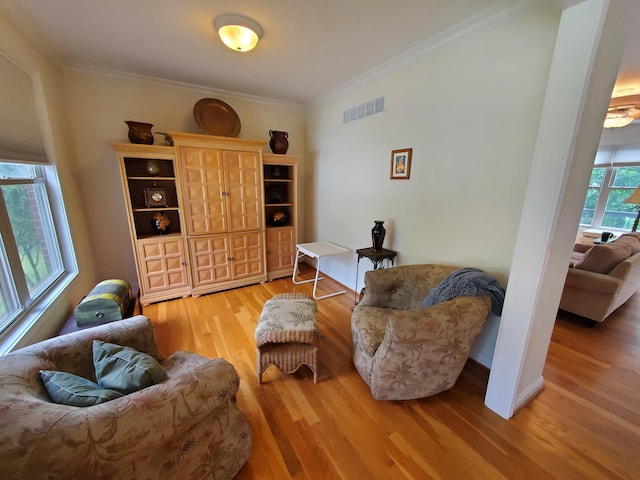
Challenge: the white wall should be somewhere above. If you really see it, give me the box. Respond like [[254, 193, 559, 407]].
[[62, 70, 306, 283], [0, 12, 97, 344], [305, 5, 560, 290], [302, 4, 562, 372]]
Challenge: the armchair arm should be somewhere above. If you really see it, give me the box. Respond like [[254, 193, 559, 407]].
[[564, 268, 621, 295], [66, 353, 238, 425], [383, 296, 491, 343]]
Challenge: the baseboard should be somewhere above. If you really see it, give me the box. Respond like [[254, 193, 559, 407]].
[[514, 376, 544, 413]]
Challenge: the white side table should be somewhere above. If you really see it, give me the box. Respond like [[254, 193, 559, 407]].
[[292, 242, 349, 299]]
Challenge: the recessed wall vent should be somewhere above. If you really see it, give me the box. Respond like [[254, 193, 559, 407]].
[[343, 96, 385, 124]]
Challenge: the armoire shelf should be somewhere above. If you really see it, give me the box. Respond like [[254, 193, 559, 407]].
[[263, 154, 300, 280], [113, 143, 191, 305]]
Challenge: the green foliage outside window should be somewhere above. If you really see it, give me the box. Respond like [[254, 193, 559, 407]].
[[582, 165, 640, 229], [580, 168, 605, 225], [602, 166, 640, 229], [2, 185, 50, 291]]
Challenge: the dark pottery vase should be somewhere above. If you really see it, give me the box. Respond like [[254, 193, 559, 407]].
[[151, 212, 172, 235], [125, 121, 154, 145], [371, 220, 386, 251], [268, 211, 289, 226], [269, 130, 289, 154], [145, 160, 161, 176], [266, 184, 286, 204]]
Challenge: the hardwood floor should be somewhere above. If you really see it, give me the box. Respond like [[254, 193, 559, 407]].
[[143, 265, 640, 479]]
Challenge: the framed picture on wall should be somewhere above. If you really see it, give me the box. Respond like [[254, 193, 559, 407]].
[[390, 148, 412, 179]]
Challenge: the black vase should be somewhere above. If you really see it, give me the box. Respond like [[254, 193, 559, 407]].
[[371, 220, 386, 251], [151, 212, 172, 235]]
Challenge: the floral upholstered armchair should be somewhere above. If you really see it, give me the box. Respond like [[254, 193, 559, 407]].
[[351, 265, 492, 400], [0, 315, 251, 480]]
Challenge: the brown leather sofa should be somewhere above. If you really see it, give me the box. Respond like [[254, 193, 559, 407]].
[[560, 233, 640, 323]]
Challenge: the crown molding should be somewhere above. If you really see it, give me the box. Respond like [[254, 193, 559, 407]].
[[64, 64, 304, 110], [312, 0, 550, 107]]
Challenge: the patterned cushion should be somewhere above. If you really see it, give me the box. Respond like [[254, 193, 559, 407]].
[[93, 340, 167, 394], [39, 370, 122, 407], [255, 293, 318, 347]]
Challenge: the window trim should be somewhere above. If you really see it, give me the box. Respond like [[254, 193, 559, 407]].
[[581, 145, 640, 232], [0, 163, 78, 353], [0, 271, 76, 354], [0, 57, 78, 353], [0, 162, 75, 336]]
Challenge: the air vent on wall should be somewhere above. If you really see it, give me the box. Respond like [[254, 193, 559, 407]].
[[343, 96, 385, 124]]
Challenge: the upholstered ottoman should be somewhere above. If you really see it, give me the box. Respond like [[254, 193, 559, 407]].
[[256, 293, 319, 384]]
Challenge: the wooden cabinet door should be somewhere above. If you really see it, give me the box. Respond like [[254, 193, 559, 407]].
[[224, 150, 263, 232], [229, 232, 264, 279], [266, 226, 295, 273], [189, 235, 231, 287], [180, 146, 227, 235], [138, 237, 189, 293]]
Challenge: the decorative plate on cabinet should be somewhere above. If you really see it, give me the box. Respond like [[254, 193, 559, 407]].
[[193, 98, 241, 137]]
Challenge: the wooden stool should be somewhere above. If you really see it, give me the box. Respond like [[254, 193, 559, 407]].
[[256, 293, 319, 384]]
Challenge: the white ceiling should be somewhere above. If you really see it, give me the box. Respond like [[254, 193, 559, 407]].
[[1, 0, 639, 105]]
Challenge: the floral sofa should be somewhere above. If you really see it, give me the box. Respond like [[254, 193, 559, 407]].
[[0, 315, 251, 480], [560, 232, 640, 323], [351, 264, 492, 400]]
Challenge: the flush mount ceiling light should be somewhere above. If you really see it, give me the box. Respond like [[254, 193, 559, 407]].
[[214, 14, 263, 52], [603, 94, 640, 128]]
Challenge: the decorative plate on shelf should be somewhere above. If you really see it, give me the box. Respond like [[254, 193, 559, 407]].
[[193, 98, 241, 137]]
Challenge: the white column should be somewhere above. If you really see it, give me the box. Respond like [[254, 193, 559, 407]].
[[485, 0, 638, 418]]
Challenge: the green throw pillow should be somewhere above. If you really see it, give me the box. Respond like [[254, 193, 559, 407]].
[[93, 340, 167, 394], [39, 370, 123, 407]]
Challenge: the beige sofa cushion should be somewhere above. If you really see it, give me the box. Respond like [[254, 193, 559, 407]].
[[569, 250, 585, 267], [575, 241, 633, 273], [616, 233, 640, 253]]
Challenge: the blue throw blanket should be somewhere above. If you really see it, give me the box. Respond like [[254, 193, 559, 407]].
[[421, 268, 505, 316]]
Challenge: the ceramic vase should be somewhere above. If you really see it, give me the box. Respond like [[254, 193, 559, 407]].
[[269, 130, 289, 154], [125, 121, 154, 145], [151, 212, 172, 235], [371, 220, 386, 251]]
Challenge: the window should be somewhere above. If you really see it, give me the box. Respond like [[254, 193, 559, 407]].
[[580, 146, 640, 231], [0, 162, 65, 333]]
